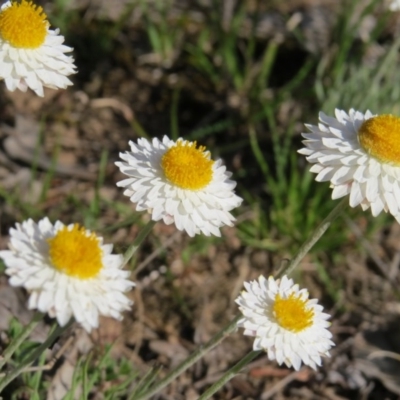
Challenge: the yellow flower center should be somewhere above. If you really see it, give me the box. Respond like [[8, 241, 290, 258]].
[[47, 224, 103, 279], [161, 140, 214, 190], [0, 0, 48, 49], [358, 114, 400, 166], [273, 293, 314, 333]]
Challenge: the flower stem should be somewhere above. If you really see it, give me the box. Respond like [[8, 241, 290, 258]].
[[275, 197, 347, 278], [123, 219, 156, 266], [0, 319, 73, 392], [200, 198, 348, 397], [134, 314, 242, 400], [0, 312, 44, 371], [133, 198, 347, 399], [198, 350, 261, 400]]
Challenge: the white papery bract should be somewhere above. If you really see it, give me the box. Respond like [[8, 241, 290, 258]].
[[299, 109, 400, 222], [0, 218, 134, 332], [236, 275, 334, 371], [0, 0, 76, 96], [116, 135, 243, 237]]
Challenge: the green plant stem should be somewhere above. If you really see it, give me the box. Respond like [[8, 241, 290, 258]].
[[0, 312, 44, 371], [275, 197, 347, 278], [130, 119, 149, 139], [134, 314, 242, 400], [123, 219, 157, 266], [134, 198, 348, 399], [198, 198, 348, 397], [0, 319, 73, 392], [198, 350, 261, 400], [199, 197, 348, 400]]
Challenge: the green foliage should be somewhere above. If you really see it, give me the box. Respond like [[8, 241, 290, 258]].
[[238, 119, 346, 254], [2, 320, 141, 399], [62, 345, 140, 399], [140, 0, 186, 66], [315, 0, 400, 113]]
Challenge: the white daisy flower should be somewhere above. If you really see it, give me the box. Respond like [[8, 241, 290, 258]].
[[116, 136, 243, 237], [299, 109, 400, 222], [0, 0, 76, 97], [0, 218, 134, 332], [236, 275, 334, 371]]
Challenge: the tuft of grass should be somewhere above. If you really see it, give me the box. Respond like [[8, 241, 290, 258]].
[[315, 0, 400, 113], [61, 344, 140, 400]]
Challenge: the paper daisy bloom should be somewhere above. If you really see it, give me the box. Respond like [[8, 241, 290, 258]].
[[0, 0, 76, 97], [236, 275, 334, 371], [0, 218, 134, 332], [299, 109, 400, 222], [116, 136, 243, 237]]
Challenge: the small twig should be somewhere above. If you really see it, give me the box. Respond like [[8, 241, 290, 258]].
[[133, 230, 180, 277], [368, 350, 400, 362], [261, 368, 310, 400], [18, 334, 75, 373]]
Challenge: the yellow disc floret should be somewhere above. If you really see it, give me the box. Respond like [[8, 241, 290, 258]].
[[273, 293, 314, 333], [0, 0, 48, 49], [358, 114, 400, 166], [47, 224, 103, 279], [161, 140, 214, 190]]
